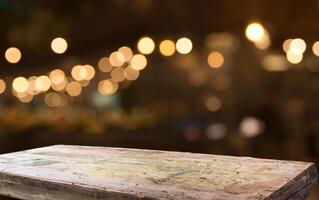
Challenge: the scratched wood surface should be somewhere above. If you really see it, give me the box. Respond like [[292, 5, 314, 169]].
[[0, 145, 317, 200]]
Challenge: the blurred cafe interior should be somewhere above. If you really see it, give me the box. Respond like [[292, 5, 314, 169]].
[[1, 0, 319, 199]]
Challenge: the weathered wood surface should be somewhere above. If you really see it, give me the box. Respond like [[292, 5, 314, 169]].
[[0, 145, 316, 200]]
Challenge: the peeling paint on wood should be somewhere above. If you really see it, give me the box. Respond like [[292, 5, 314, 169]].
[[0, 145, 317, 200]]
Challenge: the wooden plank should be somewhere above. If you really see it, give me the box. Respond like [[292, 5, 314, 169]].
[[0, 145, 316, 200]]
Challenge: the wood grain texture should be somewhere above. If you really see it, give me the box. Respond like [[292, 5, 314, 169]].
[[0, 145, 317, 200]]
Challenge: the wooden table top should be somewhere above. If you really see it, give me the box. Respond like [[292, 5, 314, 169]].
[[0, 145, 317, 200]]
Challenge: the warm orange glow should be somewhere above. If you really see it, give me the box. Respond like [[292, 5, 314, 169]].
[[45, 92, 65, 107], [71, 65, 82, 81], [98, 58, 111, 72], [159, 40, 175, 56], [109, 51, 125, 67], [12, 77, 29, 93], [312, 41, 319, 57], [0, 79, 6, 94], [5, 47, 21, 63], [51, 37, 68, 54], [130, 54, 147, 70], [245, 22, 265, 42], [18, 93, 33, 103], [137, 37, 155, 55], [35, 75, 51, 92], [176, 37, 193, 54], [118, 46, 133, 61], [51, 78, 68, 92], [124, 67, 140, 81], [49, 69, 65, 85], [98, 79, 118, 95], [111, 68, 125, 82], [207, 52, 224, 68], [98, 57, 113, 72], [66, 81, 82, 97], [286, 51, 303, 64], [289, 38, 306, 54], [80, 64, 95, 80], [206, 96, 222, 112], [282, 39, 292, 53]]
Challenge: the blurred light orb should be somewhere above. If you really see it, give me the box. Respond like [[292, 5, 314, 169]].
[[245, 22, 265, 42], [130, 54, 147, 70], [124, 67, 140, 81], [262, 54, 288, 71], [71, 65, 83, 81], [98, 79, 118, 95], [254, 32, 271, 50], [0, 79, 6, 94], [27, 76, 39, 95], [5, 47, 21, 64], [45, 92, 64, 107], [159, 40, 175, 56], [118, 46, 133, 61], [51, 79, 68, 92], [286, 51, 303, 64], [207, 51, 224, 68], [312, 41, 319, 57], [109, 51, 125, 67], [205, 96, 222, 112], [51, 37, 68, 54], [289, 38, 306, 54], [205, 123, 227, 140], [35, 75, 51, 92], [49, 69, 65, 85], [66, 81, 82, 97], [12, 77, 29, 93], [137, 37, 155, 55], [19, 93, 33, 103], [176, 37, 193, 54], [98, 57, 113, 72], [239, 117, 265, 138], [111, 68, 126, 82], [282, 38, 293, 53], [81, 64, 95, 80]]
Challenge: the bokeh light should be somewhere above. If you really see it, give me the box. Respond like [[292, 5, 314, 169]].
[[207, 51, 224, 68], [289, 38, 306, 54], [286, 51, 303, 64], [45, 92, 66, 107], [98, 57, 113, 72], [176, 37, 193, 54], [312, 41, 319, 57], [18, 93, 33, 103], [111, 68, 125, 82], [51, 37, 68, 54], [118, 46, 133, 61], [205, 96, 222, 112], [109, 51, 125, 67], [282, 39, 293, 53], [12, 77, 29, 93], [239, 117, 265, 138], [0, 79, 6, 94], [98, 79, 118, 95], [5, 47, 21, 64], [35, 75, 51, 92], [137, 37, 155, 55], [49, 69, 65, 85], [130, 54, 147, 70], [159, 40, 175, 56], [66, 81, 82, 97], [245, 22, 265, 42], [124, 67, 140, 81], [205, 123, 227, 140]]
